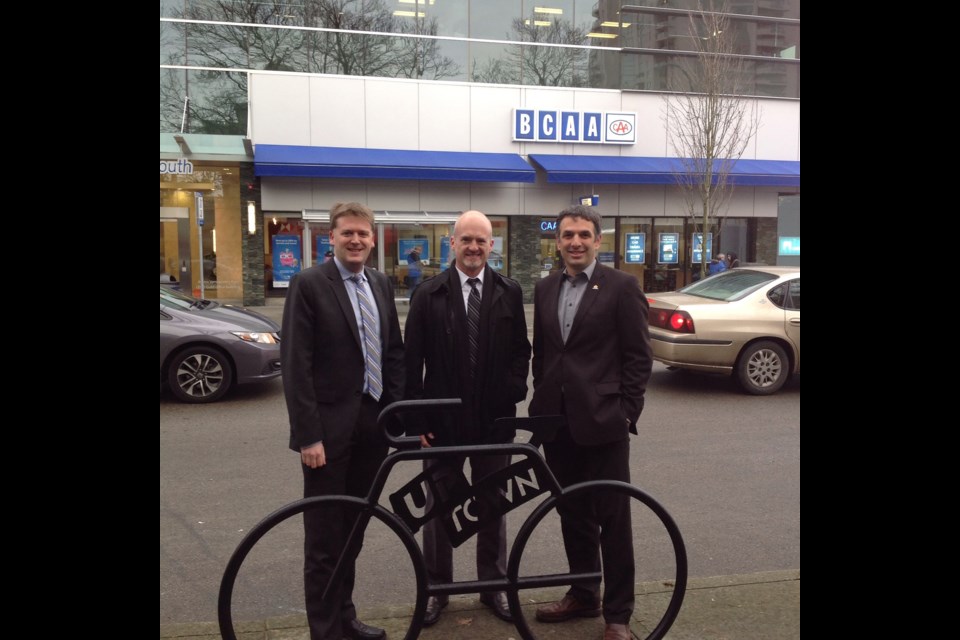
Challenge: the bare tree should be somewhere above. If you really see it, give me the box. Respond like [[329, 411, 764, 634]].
[[471, 17, 588, 87], [664, 1, 761, 279], [161, 0, 459, 134]]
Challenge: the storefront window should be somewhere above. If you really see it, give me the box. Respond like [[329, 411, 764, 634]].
[[159, 163, 242, 300], [619, 217, 651, 290], [264, 216, 307, 296], [647, 218, 685, 293], [272, 213, 510, 300]]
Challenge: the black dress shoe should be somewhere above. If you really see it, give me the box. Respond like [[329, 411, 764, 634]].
[[480, 591, 514, 622], [342, 618, 386, 640], [423, 596, 448, 627]]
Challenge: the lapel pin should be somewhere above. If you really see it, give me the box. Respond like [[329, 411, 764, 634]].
[[592, 284, 599, 290]]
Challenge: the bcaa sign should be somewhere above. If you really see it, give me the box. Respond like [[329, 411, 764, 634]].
[[512, 109, 636, 145]]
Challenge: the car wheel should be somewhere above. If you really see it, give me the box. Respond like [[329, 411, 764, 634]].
[[168, 347, 233, 403], [736, 340, 788, 395]]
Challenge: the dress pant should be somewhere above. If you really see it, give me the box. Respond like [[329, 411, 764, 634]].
[[543, 426, 634, 624], [302, 395, 387, 640], [422, 452, 511, 596]]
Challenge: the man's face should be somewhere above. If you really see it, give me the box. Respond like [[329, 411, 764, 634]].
[[330, 215, 375, 273], [451, 215, 493, 277], [557, 216, 601, 275]]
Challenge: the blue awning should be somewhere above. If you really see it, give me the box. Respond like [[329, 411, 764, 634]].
[[528, 155, 800, 187], [255, 144, 536, 183]]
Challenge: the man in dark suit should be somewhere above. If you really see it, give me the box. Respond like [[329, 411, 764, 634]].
[[281, 202, 404, 640], [528, 205, 652, 640], [404, 210, 530, 626]]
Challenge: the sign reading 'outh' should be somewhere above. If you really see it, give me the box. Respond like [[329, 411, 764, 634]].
[[513, 109, 636, 144]]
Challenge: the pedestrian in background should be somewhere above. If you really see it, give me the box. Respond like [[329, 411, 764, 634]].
[[528, 204, 652, 640]]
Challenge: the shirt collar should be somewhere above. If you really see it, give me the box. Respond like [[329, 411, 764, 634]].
[[456, 265, 485, 288], [334, 257, 364, 282], [563, 259, 597, 282]]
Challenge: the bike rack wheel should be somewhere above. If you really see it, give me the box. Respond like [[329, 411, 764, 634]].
[[505, 480, 687, 640], [218, 495, 429, 640]]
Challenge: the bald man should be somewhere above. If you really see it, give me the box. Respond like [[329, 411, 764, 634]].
[[404, 210, 531, 626]]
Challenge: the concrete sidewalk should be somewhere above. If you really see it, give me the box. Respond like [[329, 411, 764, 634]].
[[160, 569, 799, 640]]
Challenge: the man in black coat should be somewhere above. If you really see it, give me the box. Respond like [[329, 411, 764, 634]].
[[281, 202, 404, 640], [404, 210, 531, 625]]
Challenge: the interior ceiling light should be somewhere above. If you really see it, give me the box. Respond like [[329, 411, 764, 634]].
[[534, 7, 563, 15], [588, 32, 618, 39], [600, 21, 631, 28], [394, 10, 425, 17]]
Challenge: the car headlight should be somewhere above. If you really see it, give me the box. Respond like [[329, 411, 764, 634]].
[[231, 331, 280, 344]]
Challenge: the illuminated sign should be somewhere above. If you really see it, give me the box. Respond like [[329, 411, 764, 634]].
[[779, 237, 800, 256], [513, 110, 636, 144]]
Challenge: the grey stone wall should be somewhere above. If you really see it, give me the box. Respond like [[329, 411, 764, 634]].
[[241, 165, 266, 306], [508, 216, 544, 303], [755, 218, 778, 266]]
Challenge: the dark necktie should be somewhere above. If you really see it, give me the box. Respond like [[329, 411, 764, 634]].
[[466, 278, 481, 373], [350, 274, 382, 401]]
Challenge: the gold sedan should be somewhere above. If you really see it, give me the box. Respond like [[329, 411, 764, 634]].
[[647, 266, 800, 395]]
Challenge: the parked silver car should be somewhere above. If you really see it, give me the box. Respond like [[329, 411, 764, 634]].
[[160, 287, 281, 403], [648, 266, 800, 395]]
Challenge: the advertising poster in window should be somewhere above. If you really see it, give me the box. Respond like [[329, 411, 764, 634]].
[[399, 238, 430, 264], [272, 235, 302, 288], [625, 233, 646, 263], [440, 236, 450, 271], [488, 236, 504, 271], [658, 233, 679, 264], [691, 233, 713, 264], [316, 236, 333, 263]]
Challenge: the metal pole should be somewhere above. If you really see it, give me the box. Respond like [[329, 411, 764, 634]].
[[196, 192, 205, 299]]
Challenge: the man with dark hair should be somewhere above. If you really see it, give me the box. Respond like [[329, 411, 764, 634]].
[[282, 201, 404, 640], [528, 204, 652, 640], [404, 210, 530, 626]]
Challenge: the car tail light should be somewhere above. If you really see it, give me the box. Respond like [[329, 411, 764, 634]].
[[649, 308, 695, 333]]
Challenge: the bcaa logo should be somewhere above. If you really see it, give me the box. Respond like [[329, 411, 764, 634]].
[[609, 119, 633, 136], [279, 250, 298, 267]]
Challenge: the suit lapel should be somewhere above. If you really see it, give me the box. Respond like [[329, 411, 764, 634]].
[[541, 272, 563, 345], [366, 267, 390, 344], [567, 263, 606, 343], [323, 260, 362, 349]]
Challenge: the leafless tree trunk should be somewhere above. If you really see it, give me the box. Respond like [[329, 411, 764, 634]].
[[664, 0, 761, 279]]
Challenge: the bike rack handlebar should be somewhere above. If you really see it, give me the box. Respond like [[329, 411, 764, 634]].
[[378, 398, 464, 448]]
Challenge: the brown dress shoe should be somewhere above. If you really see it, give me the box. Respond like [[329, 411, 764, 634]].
[[535, 594, 602, 623], [603, 623, 631, 640]]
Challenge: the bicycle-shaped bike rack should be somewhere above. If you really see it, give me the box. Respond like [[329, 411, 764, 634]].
[[219, 399, 687, 640]]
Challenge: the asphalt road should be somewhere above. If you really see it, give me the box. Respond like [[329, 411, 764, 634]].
[[160, 363, 800, 626]]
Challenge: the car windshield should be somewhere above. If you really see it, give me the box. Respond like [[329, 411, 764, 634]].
[[160, 286, 212, 310], [678, 270, 778, 301]]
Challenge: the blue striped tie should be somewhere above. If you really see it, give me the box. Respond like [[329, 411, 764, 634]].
[[350, 274, 383, 401]]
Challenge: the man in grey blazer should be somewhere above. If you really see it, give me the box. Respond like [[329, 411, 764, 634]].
[[528, 205, 652, 640], [281, 202, 404, 640]]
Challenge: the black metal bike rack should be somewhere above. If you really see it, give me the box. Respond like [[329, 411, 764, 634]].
[[218, 399, 687, 640]]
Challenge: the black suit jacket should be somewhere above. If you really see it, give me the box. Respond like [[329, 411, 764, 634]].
[[529, 263, 652, 446], [404, 265, 530, 445], [281, 259, 404, 458]]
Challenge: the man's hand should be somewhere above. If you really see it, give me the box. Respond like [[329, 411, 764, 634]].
[[301, 442, 327, 468], [420, 433, 436, 448]]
